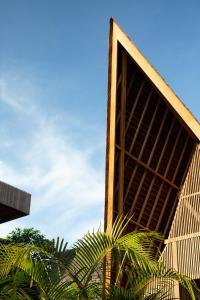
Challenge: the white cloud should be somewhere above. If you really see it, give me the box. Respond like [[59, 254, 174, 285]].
[[0, 71, 105, 243]]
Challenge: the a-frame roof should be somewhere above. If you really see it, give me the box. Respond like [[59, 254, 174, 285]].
[[109, 18, 200, 141], [105, 19, 200, 236]]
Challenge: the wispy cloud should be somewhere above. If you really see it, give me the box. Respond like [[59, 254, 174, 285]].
[[0, 70, 105, 243]]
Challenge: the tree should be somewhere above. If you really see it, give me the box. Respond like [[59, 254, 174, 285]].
[[0, 219, 198, 299], [6, 228, 53, 248]]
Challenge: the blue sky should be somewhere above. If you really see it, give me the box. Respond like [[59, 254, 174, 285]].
[[0, 1, 200, 243]]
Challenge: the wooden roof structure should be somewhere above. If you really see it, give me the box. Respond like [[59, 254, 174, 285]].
[[105, 18, 200, 236], [104, 18, 200, 298], [0, 180, 31, 223]]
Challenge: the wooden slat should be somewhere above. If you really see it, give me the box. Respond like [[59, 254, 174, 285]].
[[154, 118, 175, 172], [113, 209, 147, 230], [163, 127, 183, 177], [144, 121, 179, 230], [162, 144, 200, 283], [163, 191, 179, 237], [154, 126, 183, 232], [127, 69, 137, 96], [171, 135, 190, 185], [138, 99, 160, 160], [118, 52, 127, 215], [155, 187, 173, 232], [145, 108, 168, 166], [137, 174, 156, 224], [116, 68, 137, 128], [172, 242, 180, 298], [125, 78, 145, 133], [116, 145, 179, 190], [129, 170, 148, 217], [124, 88, 154, 217], [130, 99, 162, 221], [165, 231, 200, 244], [146, 181, 165, 228], [128, 88, 153, 153], [123, 100, 160, 213], [124, 163, 138, 201], [117, 74, 122, 88], [104, 19, 118, 233]]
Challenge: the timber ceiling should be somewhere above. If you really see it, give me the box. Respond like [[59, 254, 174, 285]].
[[105, 20, 200, 239], [113, 44, 195, 237]]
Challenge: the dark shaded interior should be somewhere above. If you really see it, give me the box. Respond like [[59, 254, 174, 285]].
[[0, 203, 27, 223], [113, 43, 196, 238], [179, 279, 200, 299]]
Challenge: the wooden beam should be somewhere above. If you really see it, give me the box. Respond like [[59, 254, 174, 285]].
[[124, 163, 138, 201], [116, 145, 179, 190], [171, 242, 180, 298], [128, 88, 153, 154], [145, 108, 168, 166], [156, 140, 193, 235], [117, 74, 122, 88], [155, 118, 175, 172], [118, 51, 127, 215], [138, 99, 160, 160], [127, 69, 137, 96], [163, 191, 179, 237], [165, 231, 200, 244], [116, 211, 149, 230], [162, 139, 190, 237], [137, 174, 156, 224], [105, 19, 118, 233], [125, 78, 145, 133], [116, 68, 137, 130], [155, 186, 173, 232], [163, 127, 183, 178], [171, 135, 189, 185], [124, 100, 160, 217], [146, 181, 165, 228], [153, 126, 183, 232], [184, 195, 200, 224], [129, 170, 148, 216], [181, 191, 200, 199]]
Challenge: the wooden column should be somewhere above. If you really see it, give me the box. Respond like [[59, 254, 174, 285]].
[[118, 51, 127, 215]]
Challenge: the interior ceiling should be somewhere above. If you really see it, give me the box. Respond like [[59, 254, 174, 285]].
[[113, 43, 196, 238]]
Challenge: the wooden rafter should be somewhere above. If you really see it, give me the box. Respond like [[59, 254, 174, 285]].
[[138, 99, 161, 160], [118, 52, 127, 215], [163, 127, 183, 178], [125, 78, 145, 133], [155, 118, 176, 172], [128, 88, 153, 154], [116, 145, 179, 190]]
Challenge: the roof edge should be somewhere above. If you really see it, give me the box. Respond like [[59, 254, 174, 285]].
[[110, 18, 200, 141]]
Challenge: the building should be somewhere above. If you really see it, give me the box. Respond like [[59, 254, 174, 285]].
[[104, 19, 200, 299], [0, 180, 31, 224]]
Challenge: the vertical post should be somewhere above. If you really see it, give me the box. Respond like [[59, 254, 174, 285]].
[[104, 19, 118, 296], [105, 19, 118, 234], [172, 241, 180, 299], [118, 51, 127, 216]]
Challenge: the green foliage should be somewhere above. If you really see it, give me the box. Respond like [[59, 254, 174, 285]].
[[6, 228, 53, 248], [0, 219, 199, 299]]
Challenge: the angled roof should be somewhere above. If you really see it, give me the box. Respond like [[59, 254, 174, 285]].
[[109, 18, 200, 141], [105, 19, 200, 237]]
